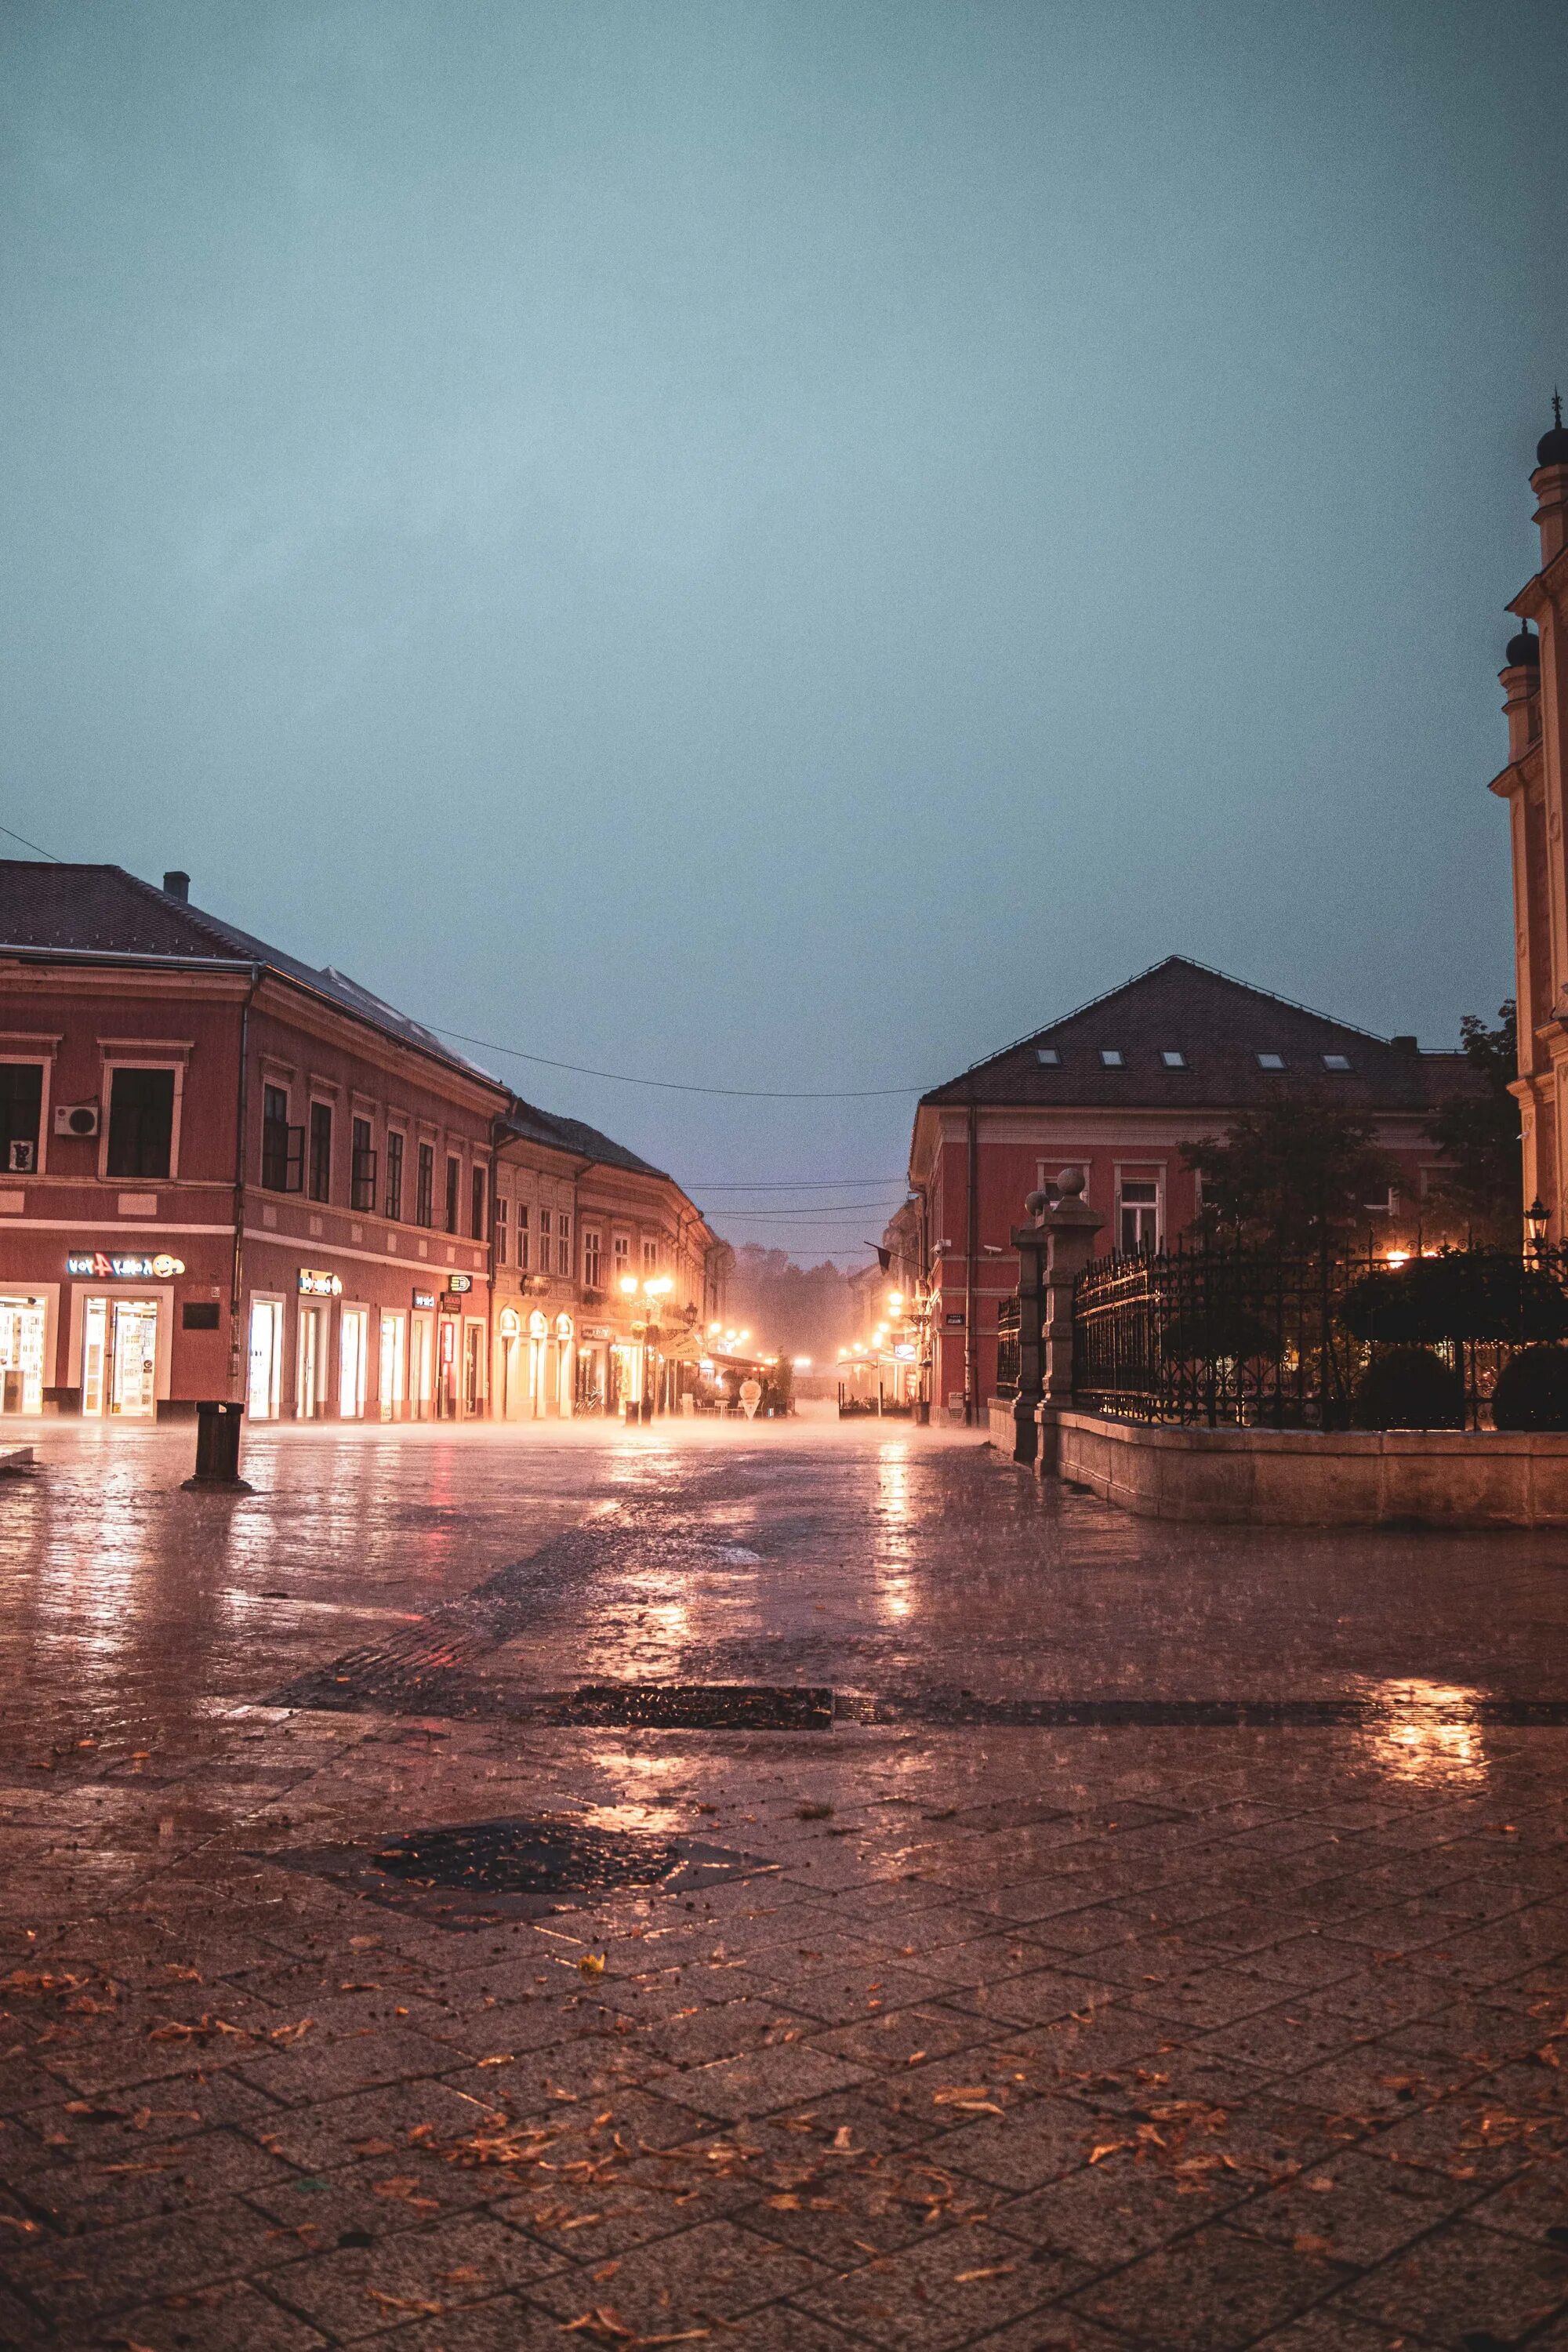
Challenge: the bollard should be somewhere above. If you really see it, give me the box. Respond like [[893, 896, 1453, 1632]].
[[180, 1400, 252, 1494]]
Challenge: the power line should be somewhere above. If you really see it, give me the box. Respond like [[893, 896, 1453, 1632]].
[[687, 1177, 906, 1190], [434, 1025, 927, 1100], [0, 827, 928, 1105], [0, 822, 64, 864]]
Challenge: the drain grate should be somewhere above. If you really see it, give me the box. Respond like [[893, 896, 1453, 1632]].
[[267, 1813, 776, 1929], [565, 1683, 834, 1730]]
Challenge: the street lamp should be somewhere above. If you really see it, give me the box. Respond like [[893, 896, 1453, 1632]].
[[1526, 1198, 1551, 1256]]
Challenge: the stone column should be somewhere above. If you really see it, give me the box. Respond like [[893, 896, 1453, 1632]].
[[1032, 1168, 1105, 1479], [1007, 1200, 1050, 1466]]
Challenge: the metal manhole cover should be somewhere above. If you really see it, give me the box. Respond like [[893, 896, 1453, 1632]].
[[566, 1683, 833, 1730], [264, 1813, 777, 1929]]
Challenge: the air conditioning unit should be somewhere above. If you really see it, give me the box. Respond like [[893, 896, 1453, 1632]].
[[6, 1141, 34, 1174], [53, 1102, 100, 1139]]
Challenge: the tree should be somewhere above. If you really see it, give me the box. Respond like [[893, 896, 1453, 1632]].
[[1424, 1001, 1522, 1242], [1181, 1095, 1397, 1252]]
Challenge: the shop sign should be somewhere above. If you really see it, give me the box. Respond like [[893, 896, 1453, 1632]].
[[438, 1292, 461, 1313], [67, 1251, 184, 1279], [582, 1324, 612, 1341], [412, 1289, 435, 1309], [944, 1311, 966, 1327], [447, 1272, 474, 1294], [298, 1268, 343, 1298]]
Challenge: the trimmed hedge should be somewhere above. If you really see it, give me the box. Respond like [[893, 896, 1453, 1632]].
[[1491, 1346, 1568, 1432], [1350, 1345, 1465, 1431]]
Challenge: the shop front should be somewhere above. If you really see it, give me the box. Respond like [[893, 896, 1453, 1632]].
[[67, 1253, 180, 1420], [0, 1285, 56, 1417]]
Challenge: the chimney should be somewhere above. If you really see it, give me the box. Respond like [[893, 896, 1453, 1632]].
[[1390, 1033, 1418, 1053], [162, 870, 190, 902]]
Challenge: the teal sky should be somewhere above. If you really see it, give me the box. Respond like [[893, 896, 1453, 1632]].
[[2, 1, 1563, 1258]]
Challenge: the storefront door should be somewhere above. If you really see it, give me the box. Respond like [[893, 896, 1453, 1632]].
[[463, 1321, 484, 1417], [339, 1305, 368, 1419], [378, 1314, 406, 1421], [247, 1298, 284, 1419], [0, 1295, 46, 1415], [107, 1300, 158, 1417], [436, 1312, 459, 1417], [296, 1304, 326, 1419], [410, 1312, 433, 1419]]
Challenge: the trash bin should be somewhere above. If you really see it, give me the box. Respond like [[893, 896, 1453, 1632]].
[[182, 1400, 251, 1492]]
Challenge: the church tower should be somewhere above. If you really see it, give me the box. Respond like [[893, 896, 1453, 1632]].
[[1492, 399, 1568, 1236]]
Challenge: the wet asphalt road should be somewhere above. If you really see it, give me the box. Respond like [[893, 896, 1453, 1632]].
[[0, 1414, 1566, 2351]]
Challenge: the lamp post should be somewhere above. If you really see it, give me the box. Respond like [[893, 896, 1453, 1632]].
[[619, 1273, 674, 1421], [1526, 1197, 1551, 1260]]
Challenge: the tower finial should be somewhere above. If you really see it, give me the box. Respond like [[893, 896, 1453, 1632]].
[[1555, 388, 1563, 431]]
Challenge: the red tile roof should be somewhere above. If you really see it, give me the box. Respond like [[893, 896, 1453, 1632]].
[[920, 956, 1478, 1113]]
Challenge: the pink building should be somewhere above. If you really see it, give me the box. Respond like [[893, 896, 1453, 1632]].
[[907, 956, 1472, 1420]]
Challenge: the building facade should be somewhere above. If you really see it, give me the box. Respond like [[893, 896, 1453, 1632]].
[[0, 864, 722, 1425], [491, 1102, 728, 1421], [906, 956, 1473, 1420], [1494, 405, 1568, 1237]]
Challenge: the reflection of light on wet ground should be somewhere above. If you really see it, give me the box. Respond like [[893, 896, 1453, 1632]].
[[1363, 1677, 1489, 1789], [877, 1444, 916, 1620]]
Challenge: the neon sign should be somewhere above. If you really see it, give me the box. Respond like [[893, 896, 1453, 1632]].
[[67, 1252, 184, 1280], [297, 1269, 342, 1297], [447, 1273, 473, 1294]]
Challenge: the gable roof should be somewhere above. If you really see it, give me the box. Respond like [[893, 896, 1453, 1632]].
[[920, 956, 1473, 1114], [499, 1096, 669, 1183], [0, 861, 502, 1088]]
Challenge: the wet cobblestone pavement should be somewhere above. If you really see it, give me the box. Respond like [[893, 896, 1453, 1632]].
[[2, 1416, 1568, 2350]]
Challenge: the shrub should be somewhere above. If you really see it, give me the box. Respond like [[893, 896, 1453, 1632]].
[[1351, 1345, 1464, 1430], [1339, 1254, 1568, 1345], [1491, 1346, 1568, 1432]]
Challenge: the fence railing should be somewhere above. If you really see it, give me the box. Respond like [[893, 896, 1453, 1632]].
[[1070, 1239, 1568, 1431]]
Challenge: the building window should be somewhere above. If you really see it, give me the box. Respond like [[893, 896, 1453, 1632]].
[[445, 1155, 460, 1234], [1160, 1050, 1186, 1069], [517, 1204, 530, 1271], [1118, 1180, 1160, 1254], [1257, 1052, 1287, 1071], [494, 1196, 509, 1265], [261, 1083, 302, 1192], [350, 1116, 376, 1214], [539, 1208, 552, 1269], [107, 1068, 176, 1181], [1035, 1047, 1060, 1066], [613, 1234, 630, 1283], [0, 1064, 42, 1175], [385, 1131, 405, 1221], [307, 1101, 332, 1202], [1322, 1053, 1352, 1072], [1098, 1049, 1124, 1069], [416, 1142, 434, 1227], [558, 1211, 572, 1276], [471, 1163, 487, 1242], [583, 1228, 602, 1290], [642, 1236, 658, 1272]]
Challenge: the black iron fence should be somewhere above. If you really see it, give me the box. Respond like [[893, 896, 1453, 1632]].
[[1071, 1240, 1568, 1430], [995, 1297, 1021, 1396]]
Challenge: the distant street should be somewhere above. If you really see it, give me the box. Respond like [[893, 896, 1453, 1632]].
[[1, 1417, 1566, 2349]]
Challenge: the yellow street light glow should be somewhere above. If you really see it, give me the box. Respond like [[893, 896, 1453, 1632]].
[[888, 1290, 904, 1308], [708, 1321, 722, 1334], [794, 1356, 812, 1368], [619, 1276, 639, 1295]]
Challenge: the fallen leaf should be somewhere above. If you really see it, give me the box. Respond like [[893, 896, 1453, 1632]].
[[364, 2288, 442, 2316], [579, 1954, 607, 1977], [1293, 2233, 1334, 2255], [954, 2264, 1015, 2282]]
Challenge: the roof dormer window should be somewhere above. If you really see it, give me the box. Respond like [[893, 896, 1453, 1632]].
[[1256, 1052, 1287, 1071], [1099, 1049, 1124, 1069], [1160, 1050, 1186, 1069], [1035, 1047, 1060, 1066], [1322, 1053, 1352, 1072]]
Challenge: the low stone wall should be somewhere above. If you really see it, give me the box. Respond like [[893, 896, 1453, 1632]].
[[1039, 1409, 1568, 1528]]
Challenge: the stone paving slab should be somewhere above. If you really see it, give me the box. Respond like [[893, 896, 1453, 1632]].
[[2, 1421, 1568, 2348]]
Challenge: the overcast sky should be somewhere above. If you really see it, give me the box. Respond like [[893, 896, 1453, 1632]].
[[2, 1, 1563, 1260]]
